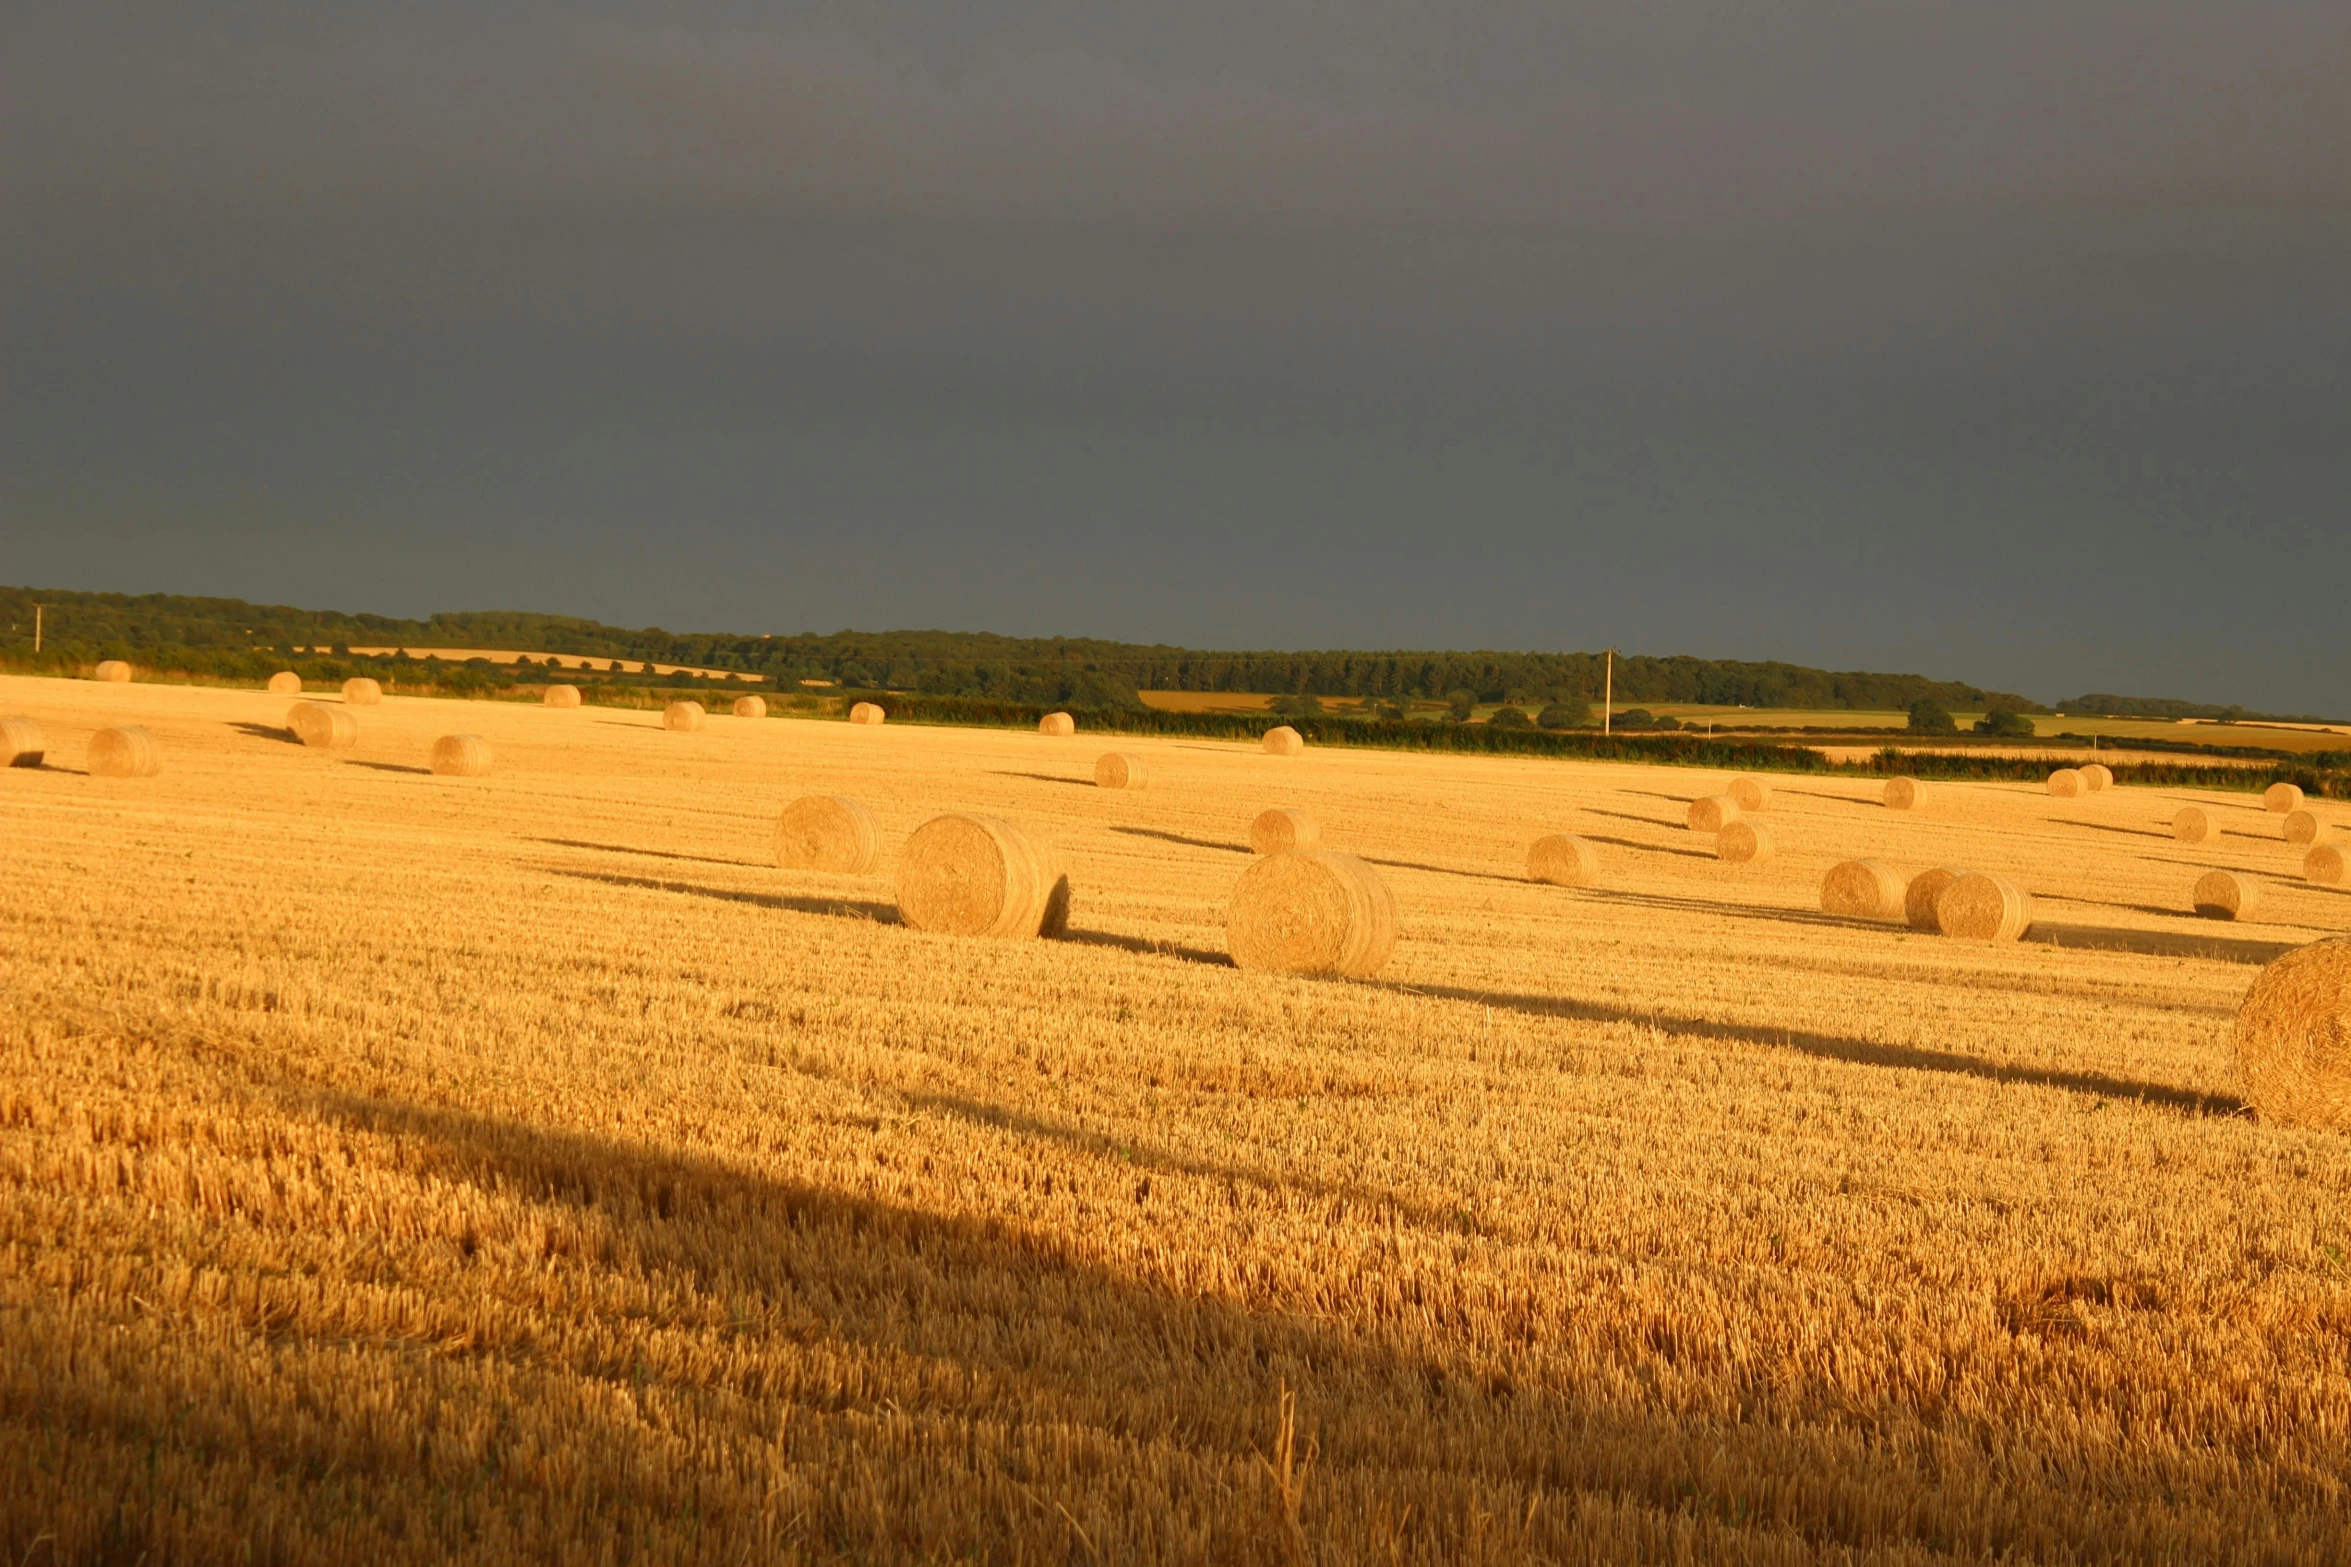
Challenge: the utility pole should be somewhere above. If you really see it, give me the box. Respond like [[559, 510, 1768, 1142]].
[[1602, 647, 1614, 736], [32, 605, 41, 654]]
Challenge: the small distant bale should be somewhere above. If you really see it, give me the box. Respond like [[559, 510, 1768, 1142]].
[[2192, 870, 2260, 921], [2046, 768, 2084, 798], [287, 702, 358, 750], [732, 695, 768, 719], [2233, 938, 2351, 1130], [2081, 763, 2114, 792], [1094, 752, 1147, 790], [2173, 806, 2213, 843], [94, 660, 132, 683], [897, 814, 1069, 938], [2265, 782, 2305, 814], [1821, 859, 1905, 921], [1717, 820, 1772, 863], [1687, 795, 1741, 832], [1936, 872, 2032, 942], [342, 678, 383, 706], [2307, 843, 2349, 885], [430, 734, 492, 777], [87, 727, 160, 777], [267, 671, 302, 695], [544, 684, 582, 708], [1528, 834, 1601, 887], [1039, 711, 1076, 737], [1883, 777, 1924, 811], [1250, 808, 1320, 855], [1727, 775, 1771, 812], [849, 701, 886, 726], [1904, 866, 1966, 931], [1227, 850, 1398, 978], [663, 701, 706, 732], [1262, 725, 1305, 756], [775, 795, 881, 874], [2284, 809, 2321, 845], [1, 717, 47, 768]]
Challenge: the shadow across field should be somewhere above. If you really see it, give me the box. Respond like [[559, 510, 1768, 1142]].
[[1579, 887, 1874, 932], [344, 760, 433, 775], [542, 865, 897, 924], [989, 770, 1093, 788], [1361, 855, 1523, 886], [1578, 834, 1713, 862], [2056, 820, 2170, 841], [1061, 929, 1234, 967], [1108, 826, 1249, 856], [1583, 807, 1682, 831], [527, 836, 763, 870], [2025, 922, 2300, 966], [228, 721, 301, 746], [1782, 790, 1882, 809]]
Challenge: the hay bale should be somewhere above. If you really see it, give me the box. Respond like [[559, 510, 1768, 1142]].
[[1717, 820, 1772, 863], [2081, 763, 2114, 792], [2046, 768, 2084, 798], [663, 701, 706, 732], [87, 727, 159, 777], [2284, 809, 2321, 846], [2193, 869, 2261, 921], [94, 660, 132, 683], [430, 734, 492, 777], [544, 684, 582, 708], [1883, 776, 1924, 811], [1039, 711, 1076, 737], [1687, 795, 1741, 832], [897, 814, 1069, 938], [774, 795, 881, 874], [1821, 859, 1904, 921], [1227, 850, 1398, 978], [732, 695, 768, 719], [1094, 752, 1147, 790], [849, 701, 886, 726], [267, 671, 302, 695], [2306, 843, 2349, 886], [1262, 725, 1305, 756], [2174, 806, 2213, 843], [1, 717, 47, 768], [1250, 808, 1320, 855], [1904, 866, 1966, 931], [2232, 938, 2351, 1130], [342, 678, 382, 706], [1936, 872, 2032, 941], [1527, 834, 1601, 887], [1727, 775, 1771, 812], [2266, 782, 2305, 814], [286, 702, 358, 750]]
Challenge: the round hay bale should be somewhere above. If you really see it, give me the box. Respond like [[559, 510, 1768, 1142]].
[[1727, 775, 1771, 812], [663, 701, 706, 732], [2173, 805, 2214, 843], [543, 684, 583, 709], [1, 717, 47, 769], [2265, 782, 2305, 814], [1262, 725, 1305, 756], [1883, 776, 1924, 811], [87, 727, 159, 778], [267, 670, 302, 695], [897, 814, 1069, 938], [1250, 808, 1320, 855], [1039, 711, 1076, 737], [2232, 938, 2351, 1131], [1687, 795, 1741, 832], [2193, 869, 2260, 921], [2306, 843, 2349, 886], [1527, 833, 1601, 887], [94, 660, 132, 683], [1093, 752, 1146, 790], [1821, 859, 1905, 921], [1717, 820, 1772, 863], [2046, 768, 2084, 798], [1936, 873, 2032, 942], [2081, 763, 2114, 792], [1904, 866, 1966, 931], [775, 795, 881, 874], [2284, 809, 2321, 846], [342, 678, 382, 706], [849, 701, 886, 726], [1227, 850, 1398, 978], [430, 734, 492, 777], [732, 695, 768, 719], [286, 702, 357, 750]]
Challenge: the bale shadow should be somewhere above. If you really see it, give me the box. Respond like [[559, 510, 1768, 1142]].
[[1062, 929, 1234, 967], [2056, 821, 2170, 840], [2037, 894, 2192, 920], [2023, 922, 2296, 966], [344, 760, 433, 775], [527, 836, 763, 870], [989, 770, 1093, 788], [1584, 807, 1683, 830], [1108, 826, 1249, 856], [1579, 886, 1867, 931], [1361, 855, 1523, 886], [1620, 789, 1697, 804], [1578, 834, 1713, 862], [1781, 789, 1883, 808], [228, 721, 301, 746], [543, 865, 898, 924]]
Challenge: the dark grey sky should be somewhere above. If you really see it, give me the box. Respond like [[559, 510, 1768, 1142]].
[[7, 3, 2348, 709]]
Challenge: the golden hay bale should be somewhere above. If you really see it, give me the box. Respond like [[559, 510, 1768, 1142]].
[[1727, 775, 1771, 812], [897, 814, 1069, 938], [2265, 782, 2305, 814], [1094, 752, 1147, 790], [342, 677, 382, 706], [286, 702, 357, 750], [1250, 808, 1320, 855], [2284, 809, 2321, 845], [849, 701, 886, 726], [663, 701, 706, 732], [87, 727, 159, 777], [1, 717, 47, 768], [2046, 768, 2084, 798], [1883, 776, 1924, 810], [1262, 725, 1305, 756], [774, 795, 882, 874], [2232, 938, 2351, 1131], [1904, 866, 1966, 932], [1687, 795, 1741, 832], [94, 660, 132, 683], [1527, 833, 1601, 887], [430, 734, 492, 777], [1717, 820, 1772, 863], [2173, 806, 2213, 843], [1227, 850, 1398, 978], [1039, 711, 1076, 737], [543, 684, 582, 708], [2192, 870, 2260, 921], [2307, 843, 2349, 886], [732, 695, 768, 719], [1936, 872, 2032, 941], [2081, 763, 2114, 792], [267, 670, 302, 695], [1821, 859, 1905, 921]]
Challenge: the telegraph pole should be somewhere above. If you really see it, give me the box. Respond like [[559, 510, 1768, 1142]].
[[31, 605, 41, 654], [1602, 647, 1614, 736]]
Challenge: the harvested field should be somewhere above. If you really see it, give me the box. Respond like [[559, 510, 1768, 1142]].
[[3, 673, 2350, 1564]]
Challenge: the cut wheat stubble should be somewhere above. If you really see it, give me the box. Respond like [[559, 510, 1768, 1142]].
[[1727, 776, 1772, 812], [1227, 850, 1398, 979], [2266, 783, 2306, 814], [2047, 768, 2084, 798], [2193, 870, 2261, 922], [543, 684, 582, 709], [732, 696, 768, 719], [1093, 753, 1146, 790], [1883, 777, 1925, 811], [849, 702, 886, 727], [1250, 808, 1320, 855], [2306, 843, 2349, 885], [87, 727, 160, 778], [663, 701, 706, 732], [342, 678, 383, 706], [93, 660, 132, 683], [774, 796, 882, 875], [897, 814, 1070, 939], [1, 717, 46, 768], [2234, 938, 2351, 1131], [1821, 859, 1905, 921], [1039, 712, 1076, 737], [266, 671, 302, 695], [1717, 820, 1772, 864], [430, 735, 492, 777], [286, 703, 358, 750], [1527, 834, 1601, 887], [1904, 866, 1967, 932], [1262, 725, 1305, 756], [2284, 809, 2322, 846], [1937, 873, 2032, 941], [2175, 806, 2214, 843], [1687, 795, 1741, 833]]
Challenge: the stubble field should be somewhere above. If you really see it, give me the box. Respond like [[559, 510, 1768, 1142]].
[[3, 674, 2349, 1564]]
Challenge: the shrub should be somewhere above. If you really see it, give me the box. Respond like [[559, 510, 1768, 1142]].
[[1537, 698, 1591, 730], [1488, 706, 1532, 729], [1270, 693, 1324, 718], [1445, 689, 1477, 721], [1907, 701, 1957, 734], [1975, 709, 2035, 737]]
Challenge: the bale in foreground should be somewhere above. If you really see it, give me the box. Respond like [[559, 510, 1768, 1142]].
[[2311, 844, 2350, 885], [1, 717, 45, 768], [1717, 820, 1772, 863], [2284, 809, 2321, 845], [87, 727, 160, 778], [1262, 725, 1304, 756], [732, 695, 768, 719], [267, 671, 302, 695], [775, 795, 881, 874], [1527, 834, 1601, 887], [1883, 776, 1924, 810], [287, 702, 357, 750], [849, 701, 886, 726], [1093, 752, 1146, 790], [1727, 775, 1771, 812], [2193, 870, 2260, 921], [897, 814, 1069, 938], [94, 660, 132, 682], [2046, 768, 2084, 798], [2174, 806, 2213, 843], [2234, 938, 2351, 1131], [1937, 873, 2031, 941], [1249, 808, 1319, 854], [2266, 782, 2305, 814], [663, 701, 706, 732], [1905, 866, 1966, 931], [543, 684, 582, 708], [1687, 795, 1741, 832], [1821, 859, 1904, 921], [1227, 850, 1397, 978], [342, 678, 383, 706], [1039, 711, 1076, 736], [2081, 763, 2114, 792], [430, 735, 492, 777]]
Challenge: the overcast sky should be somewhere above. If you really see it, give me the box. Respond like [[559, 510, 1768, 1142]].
[[6, 3, 2347, 709]]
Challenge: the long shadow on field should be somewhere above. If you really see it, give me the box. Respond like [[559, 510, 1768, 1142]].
[[1579, 834, 1713, 862], [2053, 820, 2170, 840], [1781, 790, 1881, 808], [1062, 928, 1234, 967], [1361, 856, 1524, 886], [1619, 789, 1697, 804], [1109, 826, 1250, 855], [2036, 894, 2193, 921], [2025, 922, 2301, 965], [543, 865, 898, 924], [228, 720, 302, 745], [990, 770, 1093, 788], [528, 836, 764, 870], [345, 760, 432, 775], [1578, 887, 1873, 932], [1583, 807, 1683, 831]]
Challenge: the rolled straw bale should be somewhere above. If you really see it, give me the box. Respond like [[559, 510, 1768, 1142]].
[[2284, 809, 2321, 846], [1687, 795, 1741, 832], [286, 702, 357, 750], [94, 660, 132, 683], [1821, 859, 1905, 921], [1727, 775, 1771, 812], [1717, 820, 1772, 863], [430, 734, 492, 777], [732, 695, 768, 719], [1250, 808, 1320, 855], [544, 684, 582, 708], [267, 671, 302, 695], [663, 701, 706, 732], [1904, 866, 1966, 932], [1527, 834, 1601, 887], [1094, 752, 1146, 790], [1262, 725, 1305, 756], [342, 678, 382, 706], [87, 727, 159, 778], [2173, 806, 2213, 843], [2233, 938, 2351, 1131], [849, 701, 886, 726], [897, 814, 1069, 938], [2046, 768, 2084, 798], [2307, 843, 2349, 886], [1883, 777, 1924, 811], [1227, 850, 1398, 978], [1, 718, 47, 768], [2081, 763, 2114, 792], [774, 795, 881, 874], [2266, 782, 2305, 814], [1039, 711, 1076, 737], [1935, 873, 2032, 942], [2192, 870, 2261, 921]]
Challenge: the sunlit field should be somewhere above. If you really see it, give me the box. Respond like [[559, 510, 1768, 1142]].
[[4, 673, 2348, 1564]]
